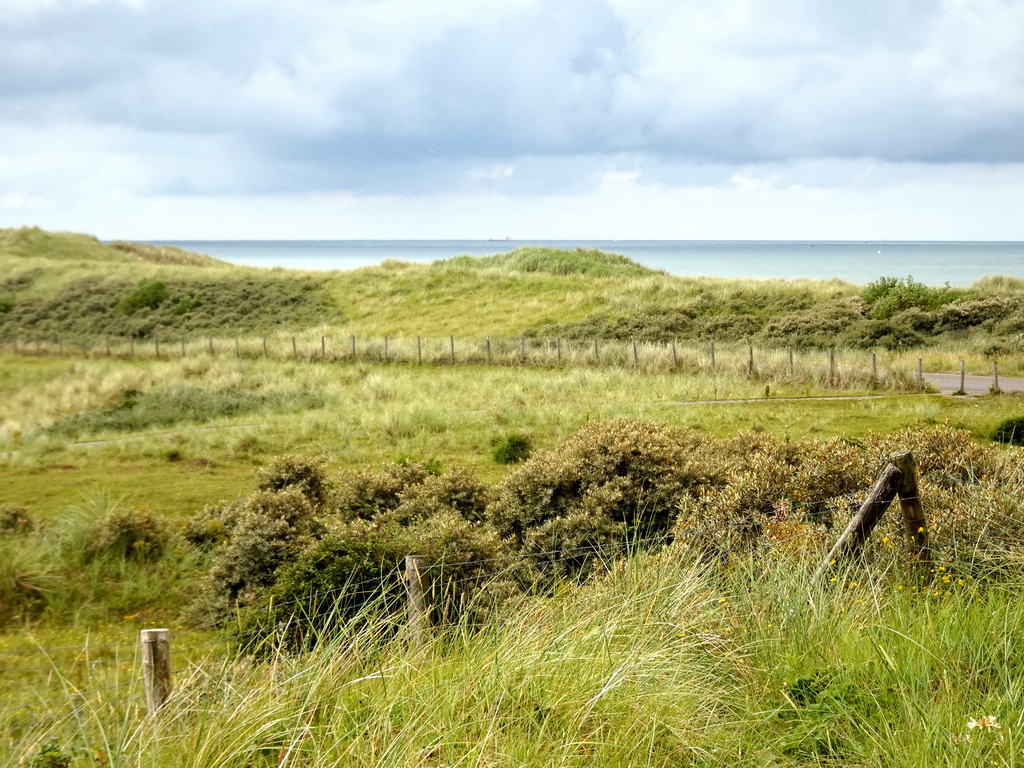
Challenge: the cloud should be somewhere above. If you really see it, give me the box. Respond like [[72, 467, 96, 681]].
[[1, 0, 1022, 223]]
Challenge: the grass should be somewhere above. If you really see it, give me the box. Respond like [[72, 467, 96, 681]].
[[4, 548, 1024, 766]]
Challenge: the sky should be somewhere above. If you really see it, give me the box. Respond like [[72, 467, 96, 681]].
[[1, 0, 1023, 240]]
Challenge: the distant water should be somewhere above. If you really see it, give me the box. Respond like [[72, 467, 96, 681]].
[[152, 240, 1024, 287]]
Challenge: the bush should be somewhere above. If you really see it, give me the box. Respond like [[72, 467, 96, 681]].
[[488, 420, 716, 579], [0, 505, 34, 534], [492, 432, 533, 464], [993, 417, 1024, 447], [87, 506, 169, 561], [255, 455, 330, 507], [116, 278, 170, 315], [861, 276, 962, 320]]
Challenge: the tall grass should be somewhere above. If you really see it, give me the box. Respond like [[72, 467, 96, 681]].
[[5, 548, 1024, 766]]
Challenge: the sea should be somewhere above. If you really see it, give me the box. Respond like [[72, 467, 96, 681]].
[[152, 240, 1024, 287]]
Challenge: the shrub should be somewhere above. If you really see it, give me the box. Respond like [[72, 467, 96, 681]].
[[0, 505, 34, 534], [333, 461, 438, 519], [492, 432, 533, 464], [0, 293, 14, 313], [992, 416, 1024, 447], [255, 455, 330, 506], [861, 276, 962, 320], [759, 301, 867, 349], [87, 506, 169, 561], [116, 278, 170, 315], [488, 420, 715, 578]]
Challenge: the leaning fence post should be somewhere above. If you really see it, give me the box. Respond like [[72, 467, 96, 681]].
[[891, 451, 930, 567], [141, 628, 172, 715], [813, 458, 905, 584], [405, 555, 429, 646]]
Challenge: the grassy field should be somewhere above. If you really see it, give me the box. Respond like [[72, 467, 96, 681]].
[[2, 228, 1024, 766]]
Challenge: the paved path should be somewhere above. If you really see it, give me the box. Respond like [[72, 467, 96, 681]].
[[923, 371, 1024, 395]]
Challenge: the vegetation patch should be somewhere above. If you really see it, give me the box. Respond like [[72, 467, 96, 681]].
[[44, 386, 323, 438], [0, 272, 338, 339], [992, 415, 1024, 446], [435, 246, 656, 278]]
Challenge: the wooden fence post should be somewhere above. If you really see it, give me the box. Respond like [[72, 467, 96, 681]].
[[519, 336, 525, 365], [417, 336, 423, 364], [788, 346, 794, 376], [891, 451, 930, 565], [917, 359, 924, 391], [959, 359, 965, 394], [556, 337, 562, 364], [871, 352, 877, 382], [383, 335, 389, 362], [485, 337, 491, 364], [351, 335, 356, 359], [262, 337, 268, 358], [321, 336, 326, 359], [993, 361, 1000, 392], [632, 340, 639, 368], [292, 336, 298, 359], [593, 339, 600, 364], [141, 628, 172, 715], [709, 342, 715, 369], [235, 337, 240, 358], [405, 555, 429, 646], [449, 335, 455, 364], [671, 339, 678, 368], [828, 347, 835, 384], [747, 344, 754, 376], [209, 337, 214, 355], [154, 335, 159, 359], [180, 339, 186, 359], [813, 451, 928, 584]]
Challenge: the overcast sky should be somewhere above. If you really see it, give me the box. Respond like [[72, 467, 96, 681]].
[[2, 0, 1023, 240]]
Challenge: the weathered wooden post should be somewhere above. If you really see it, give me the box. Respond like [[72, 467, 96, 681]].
[[519, 336, 525, 365], [813, 451, 929, 584], [556, 337, 562, 364], [959, 359, 966, 394], [993, 361, 1000, 392], [209, 337, 214, 355], [747, 344, 754, 376], [871, 352, 878, 382], [404, 555, 429, 647], [141, 628, 172, 715], [383, 335, 389, 362], [671, 339, 678, 368], [632, 340, 639, 368], [891, 451, 930, 565], [449, 335, 455, 364], [262, 337, 268, 358], [321, 336, 326, 359], [917, 359, 924, 391], [594, 339, 600, 363], [235, 337, 240, 358], [788, 346, 794, 376], [180, 339, 186, 359], [485, 336, 491, 364], [709, 342, 715, 369], [417, 336, 423, 364], [154, 335, 159, 359], [292, 336, 298, 359], [351, 335, 356, 359], [828, 347, 835, 384]]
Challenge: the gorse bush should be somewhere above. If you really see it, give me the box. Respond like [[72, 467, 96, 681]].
[[861, 275, 963, 319], [992, 416, 1024, 446], [491, 431, 533, 464], [86, 506, 170, 561], [116, 278, 170, 315]]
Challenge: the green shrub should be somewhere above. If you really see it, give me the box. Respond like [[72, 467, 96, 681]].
[[333, 461, 438, 519], [255, 454, 330, 507], [861, 276, 962, 320], [436, 246, 655, 278], [992, 416, 1024, 446], [488, 420, 715, 579], [86, 506, 169, 560], [116, 278, 170, 315], [0, 293, 14, 313], [492, 432, 533, 464], [0, 505, 34, 534]]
